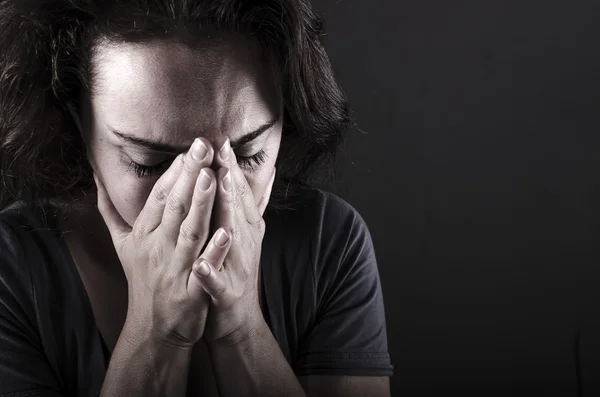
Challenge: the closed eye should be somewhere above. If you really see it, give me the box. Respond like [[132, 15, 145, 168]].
[[236, 149, 268, 170], [125, 149, 268, 178]]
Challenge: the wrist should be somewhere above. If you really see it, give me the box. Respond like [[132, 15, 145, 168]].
[[104, 320, 194, 397], [121, 317, 196, 354], [205, 308, 266, 348]]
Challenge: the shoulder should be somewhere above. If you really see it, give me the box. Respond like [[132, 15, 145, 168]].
[[268, 185, 369, 238], [267, 185, 376, 291], [0, 200, 59, 266], [0, 201, 43, 283], [0, 202, 99, 396], [284, 189, 393, 377], [0, 201, 49, 340], [314, 187, 366, 225], [0, 200, 67, 320]]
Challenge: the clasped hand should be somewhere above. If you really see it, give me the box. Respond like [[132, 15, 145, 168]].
[[93, 136, 275, 349]]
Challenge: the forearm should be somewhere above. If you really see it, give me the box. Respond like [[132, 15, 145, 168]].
[[207, 317, 306, 397], [100, 321, 193, 397]]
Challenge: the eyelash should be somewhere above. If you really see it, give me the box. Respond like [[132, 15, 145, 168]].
[[126, 149, 268, 178]]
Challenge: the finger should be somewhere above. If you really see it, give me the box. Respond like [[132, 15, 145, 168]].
[[190, 259, 228, 302], [213, 167, 235, 255], [187, 228, 232, 301], [94, 172, 131, 248], [160, 138, 214, 244], [257, 166, 276, 216], [214, 137, 262, 225], [174, 167, 217, 265], [199, 228, 231, 272], [134, 153, 185, 235]]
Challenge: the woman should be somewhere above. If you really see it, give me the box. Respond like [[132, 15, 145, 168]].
[[0, 0, 393, 396]]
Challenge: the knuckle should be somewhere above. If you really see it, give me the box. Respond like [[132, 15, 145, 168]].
[[215, 283, 228, 298], [225, 195, 235, 209], [256, 218, 266, 234], [229, 225, 240, 241], [132, 226, 146, 243], [148, 243, 164, 262], [166, 194, 187, 215], [153, 184, 169, 205], [131, 219, 151, 242], [169, 291, 187, 309], [239, 268, 249, 281], [228, 288, 242, 303], [232, 195, 243, 211], [159, 269, 178, 288], [241, 262, 253, 278], [247, 240, 257, 254], [237, 181, 250, 197], [179, 223, 203, 243]]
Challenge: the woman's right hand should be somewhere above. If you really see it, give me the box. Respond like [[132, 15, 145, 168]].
[[93, 137, 232, 349]]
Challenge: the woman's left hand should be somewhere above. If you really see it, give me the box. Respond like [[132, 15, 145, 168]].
[[194, 137, 276, 345]]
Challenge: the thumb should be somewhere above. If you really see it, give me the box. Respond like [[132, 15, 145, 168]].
[[94, 173, 131, 249]]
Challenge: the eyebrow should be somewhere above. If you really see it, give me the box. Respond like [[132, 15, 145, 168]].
[[108, 115, 280, 154]]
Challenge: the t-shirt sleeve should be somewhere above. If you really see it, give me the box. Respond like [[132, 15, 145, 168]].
[[294, 192, 394, 377], [0, 220, 64, 396]]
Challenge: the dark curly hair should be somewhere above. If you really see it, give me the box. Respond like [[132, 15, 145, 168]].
[[0, 0, 351, 218]]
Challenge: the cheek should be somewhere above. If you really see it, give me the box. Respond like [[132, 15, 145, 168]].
[[106, 181, 151, 227], [120, 182, 154, 226], [244, 160, 277, 205], [84, 115, 154, 227], [92, 150, 155, 227], [245, 133, 280, 203], [245, 172, 267, 204]]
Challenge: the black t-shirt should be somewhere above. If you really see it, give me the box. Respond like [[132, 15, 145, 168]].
[[0, 187, 393, 396]]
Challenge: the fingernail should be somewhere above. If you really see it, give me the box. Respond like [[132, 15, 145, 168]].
[[196, 260, 211, 276], [215, 228, 229, 247], [191, 138, 208, 161], [223, 170, 232, 192], [198, 169, 212, 191], [220, 139, 231, 161]]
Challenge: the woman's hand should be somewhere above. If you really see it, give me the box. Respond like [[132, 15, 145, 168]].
[[93, 137, 233, 349], [193, 137, 276, 345]]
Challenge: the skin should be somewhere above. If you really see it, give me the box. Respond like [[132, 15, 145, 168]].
[[83, 37, 282, 225], [66, 36, 389, 397]]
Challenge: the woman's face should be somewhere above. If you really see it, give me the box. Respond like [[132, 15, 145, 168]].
[[80, 37, 283, 227]]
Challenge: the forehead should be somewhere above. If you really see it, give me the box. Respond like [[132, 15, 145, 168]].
[[90, 37, 280, 144]]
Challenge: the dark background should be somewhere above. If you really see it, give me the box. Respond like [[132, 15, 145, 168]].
[[312, 1, 600, 395]]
